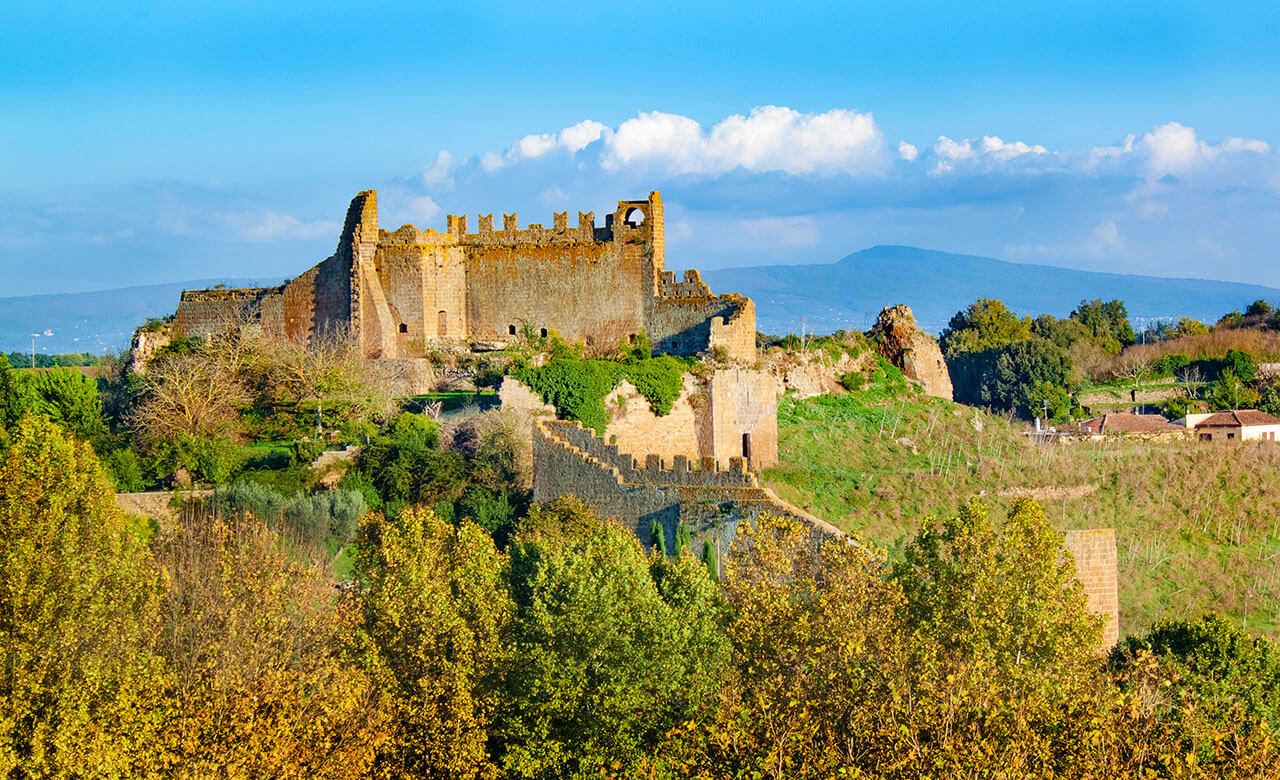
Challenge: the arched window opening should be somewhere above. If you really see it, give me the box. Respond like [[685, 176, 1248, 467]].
[[624, 207, 645, 227], [437, 310, 448, 337]]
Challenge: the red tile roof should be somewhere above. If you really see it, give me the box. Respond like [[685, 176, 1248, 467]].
[[1194, 410, 1280, 428], [1075, 413, 1184, 434]]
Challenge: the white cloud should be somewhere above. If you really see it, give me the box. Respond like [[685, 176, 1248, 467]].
[[227, 210, 338, 242], [505, 119, 611, 164], [1222, 136, 1271, 154], [929, 134, 1047, 175], [1141, 122, 1208, 177], [897, 141, 918, 161], [600, 106, 887, 176], [420, 151, 454, 189]]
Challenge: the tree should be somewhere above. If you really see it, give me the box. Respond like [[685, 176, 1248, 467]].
[[262, 331, 366, 434], [651, 518, 668, 556], [1245, 299, 1275, 318], [1117, 613, 1280, 734], [1069, 298, 1135, 352], [131, 351, 249, 444], [27, 366, 110, 448], [347, 506, 508, 778], [692, 514, 904, 777], [152, 511, 385, 777], [893, 499, 1103, 727], [496, 497, 728, 778], [988, 337, 1075, 417], [939, 298, 1032, 358], [0, 416, 164, 777]]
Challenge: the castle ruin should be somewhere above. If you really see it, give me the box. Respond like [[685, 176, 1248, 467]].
[[172, 190, 756, 362]]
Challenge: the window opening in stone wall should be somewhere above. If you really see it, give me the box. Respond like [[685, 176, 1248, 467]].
[[624, 207, 645, 227], [509, 324, 516, 335], [438, 310, 448, 337], [628, 334, 637, 344], [1200, 433, 1212, 441], [540, 327, 548, 338], [742, 433, 752, 461], [1228, 432, 1236, 440], [399, 323, 407, 333]]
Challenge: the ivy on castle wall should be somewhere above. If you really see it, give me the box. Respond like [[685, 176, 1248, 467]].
[[513, 340, 693, 434]]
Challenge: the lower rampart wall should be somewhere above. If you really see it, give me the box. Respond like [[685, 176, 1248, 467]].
[[533, 419, 840, 559]]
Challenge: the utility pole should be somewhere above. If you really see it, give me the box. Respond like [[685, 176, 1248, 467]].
[[29, 334, 37, 368]]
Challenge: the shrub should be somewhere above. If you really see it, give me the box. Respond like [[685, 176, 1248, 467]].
[[103, 447, 147, 492]]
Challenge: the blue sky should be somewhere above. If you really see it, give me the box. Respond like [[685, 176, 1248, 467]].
[[3, 0, 1279, 295]]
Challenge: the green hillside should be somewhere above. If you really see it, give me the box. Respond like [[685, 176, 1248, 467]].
[[763, 361, 1280, 639]]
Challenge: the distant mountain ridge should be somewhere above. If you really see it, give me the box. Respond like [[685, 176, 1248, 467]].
[[0, 278, 270, 354], [3, 247, 1279, 353], [702, 245, 1280, 336]]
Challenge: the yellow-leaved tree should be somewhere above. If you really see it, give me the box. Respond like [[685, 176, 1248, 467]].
[[0, 416, 166, 778], [150, 510, 387, 778], [347, 506, 513, 779]]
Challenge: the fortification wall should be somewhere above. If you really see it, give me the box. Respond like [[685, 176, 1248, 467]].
[[465, 240, 648, 348], [604, 376, 704, 464], [1062, 529, 1120, 649], [706, 366, 778, 470], [502, 367, 778, 470], [173, 287, 280, 337], [533, 419, 837, 557]]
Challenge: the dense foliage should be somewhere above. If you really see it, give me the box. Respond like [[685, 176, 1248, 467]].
[[512, 337, 692, 433]]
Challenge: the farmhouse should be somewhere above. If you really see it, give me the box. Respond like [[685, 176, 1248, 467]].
[[1175, 410, 1280, 441]]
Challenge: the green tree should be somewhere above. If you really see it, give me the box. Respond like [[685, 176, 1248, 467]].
[[651, 518, 668, 556], [0, 355, 35, 430], [893, 498, 1103, 725], [0, 416, 165, 777], [27, 366, 110, 449], [1245, 299, 1275, 318], [939, 298, 1032, 357], [988, 337, 1075, 417], [1116, 613, 1280, 734], [349, 506, 510, 779], [496, 497, 728, 779], [1069, 298, 1135, 352]]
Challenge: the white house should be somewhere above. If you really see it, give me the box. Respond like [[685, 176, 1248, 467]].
[[1173, 410, 1280, 442]]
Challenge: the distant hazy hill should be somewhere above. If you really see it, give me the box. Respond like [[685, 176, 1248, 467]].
[[703, 245, 1280, 336], [0, 278, 269, 355]]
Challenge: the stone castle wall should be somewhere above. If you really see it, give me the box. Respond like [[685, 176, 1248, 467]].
[[170, 190, 755, 363], [502, 366, 778, 472], [532, 419, 839, 558], [1062, 528, 1121, 649]]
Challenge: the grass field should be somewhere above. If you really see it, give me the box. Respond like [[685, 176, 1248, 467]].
[[763, 375, 1280, 639]]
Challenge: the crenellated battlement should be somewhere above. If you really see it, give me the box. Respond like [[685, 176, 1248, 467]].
[[179, 287, 282, 303], [542, 419, 756, 487], [659, 269, 714, 299]]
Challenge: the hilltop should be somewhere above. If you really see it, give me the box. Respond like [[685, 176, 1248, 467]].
[[762, 356, 1280, 639], [704, 245, 1280, 336]]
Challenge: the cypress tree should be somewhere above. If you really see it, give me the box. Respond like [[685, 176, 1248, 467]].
[[650, 519, 667, 557], [702, 538, 718, 581]]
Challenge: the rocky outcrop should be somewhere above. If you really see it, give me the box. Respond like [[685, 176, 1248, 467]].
[[870, 305, 954, 400]]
